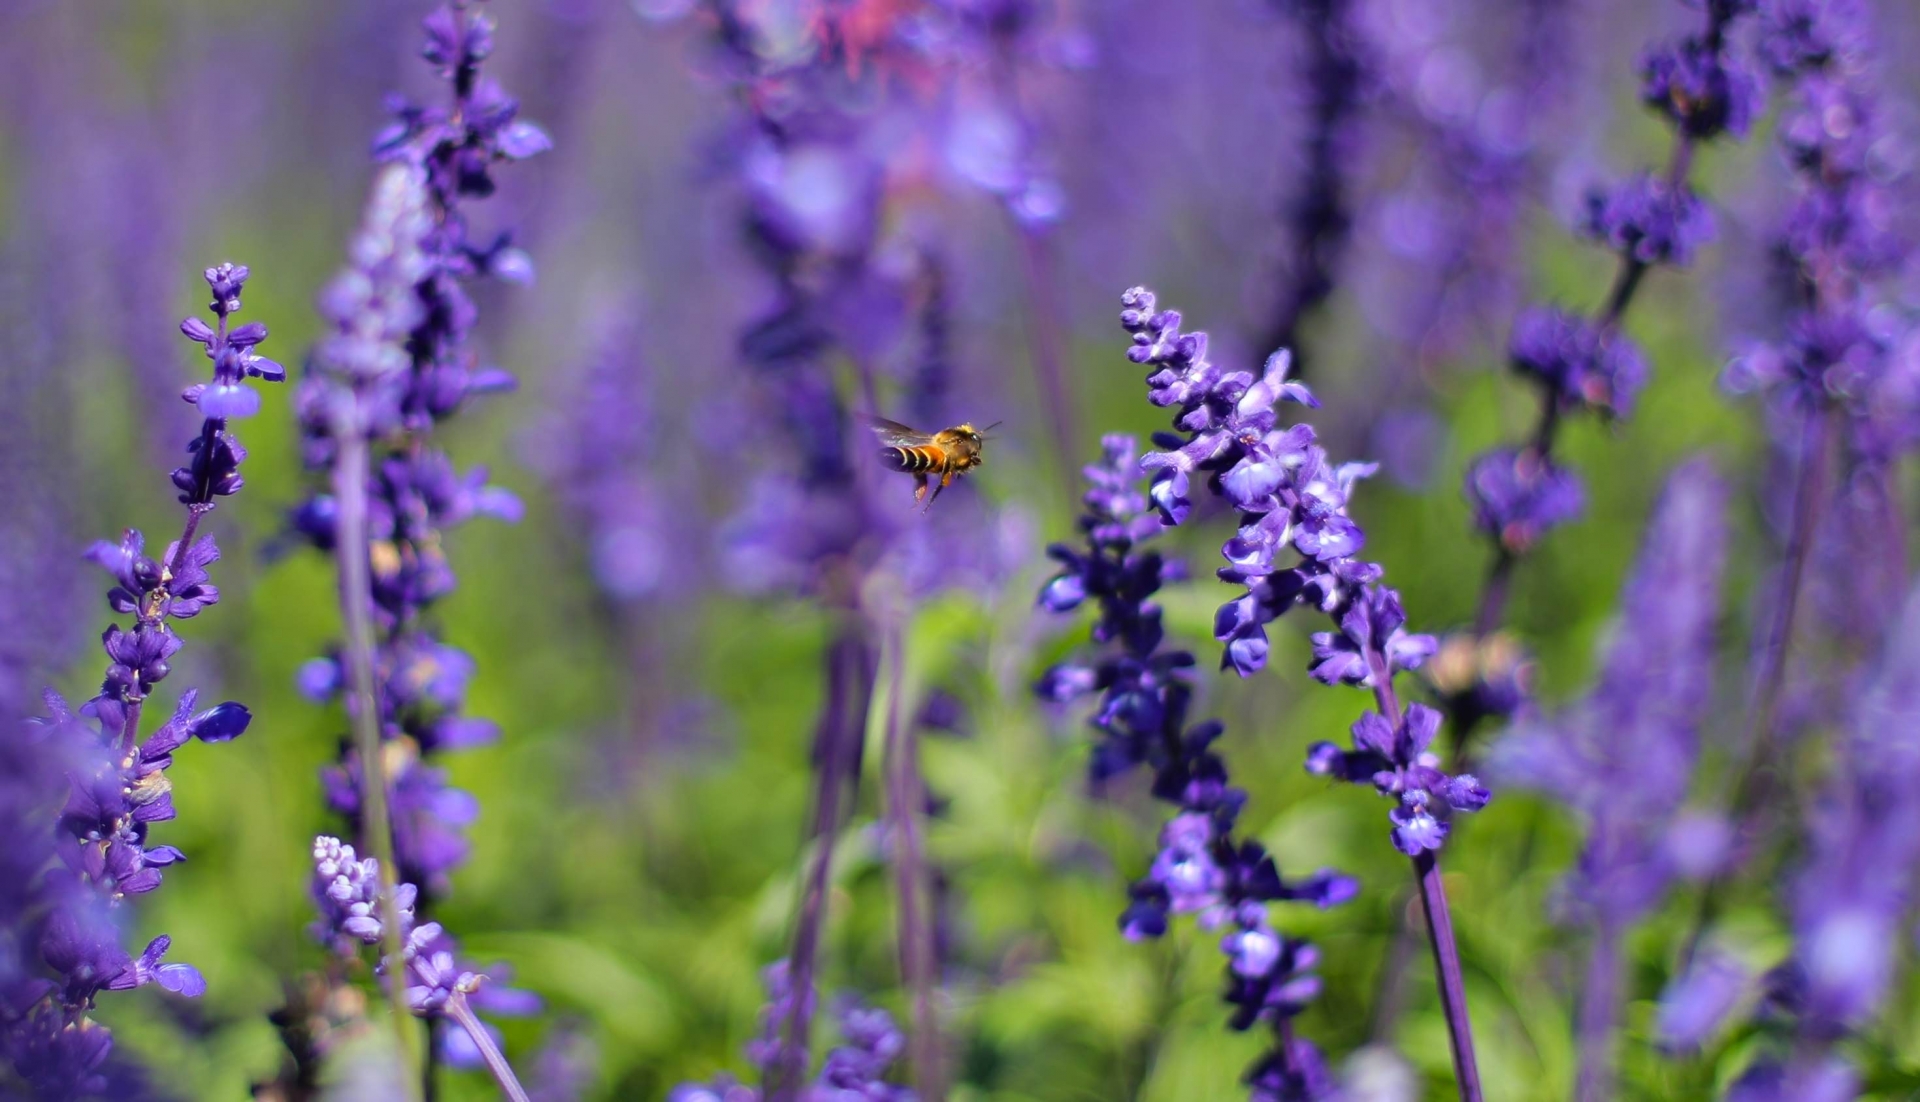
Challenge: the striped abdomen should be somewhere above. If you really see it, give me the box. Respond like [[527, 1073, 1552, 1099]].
[[881, 445, 946, 473]]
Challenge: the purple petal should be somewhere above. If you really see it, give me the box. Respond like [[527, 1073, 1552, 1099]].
[[155, 963, 206, 998]]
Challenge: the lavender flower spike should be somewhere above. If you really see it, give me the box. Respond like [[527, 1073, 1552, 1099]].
[[1488, 460, 1729, 1102], [1039, 435, 1353, 1100], [311, 837, 532, 1102], [1721, 573, 1920, 1097], [2, 263, 273, 1096], [292, 2, 549, 1086], [1116, 287, 1483, 1099], [1462, 0, 1758, 648], [669, 962, 913, 1102]]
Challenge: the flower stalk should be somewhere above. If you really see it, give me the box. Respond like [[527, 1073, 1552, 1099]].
[[880, 619, 943, 1099], [329, 423, 423, 1087]]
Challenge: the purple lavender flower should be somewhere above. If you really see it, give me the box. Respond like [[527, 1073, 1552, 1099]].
[[1463, 448, 1586, 555], [309, 836, 533, 1099], [1039, 431, 1352, 1100], [1580, 173, 1716, 267], [1120, 288, 1429, 686], [1488, 460, 1728, 1102], [1508, 306, 1649, 418], [296, 1, 545, 896], [1639, 32, 1762, 141], [1115, 286, 1483, 1095], [1458, 0, 1758, 661], [669, 963, 913, 1102], [1255, 0, 1372, 371], [1, 263, 272, 1095]]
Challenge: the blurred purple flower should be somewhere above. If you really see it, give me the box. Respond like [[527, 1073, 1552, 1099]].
[[1580, 173, 1716, 267], [1491, 461, 1727, 921], [1463, 448, 1586, 555], [1488, 460, 1728, 1101], [296, 1, 546, 896], [670, 962, 912, 1101], [1254, 0, 1373, 370], [1458, 0, 1758, 677], [1656, 951, 1751, 1053], [1639, 33, 1762, 141], [1508, 306, 1649, 419]]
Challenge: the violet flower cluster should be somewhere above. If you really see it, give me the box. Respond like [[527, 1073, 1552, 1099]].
[[1488, 461, 1729, 1102], [1, 264, 273, 1098], [704, 0, 901, 592], [1116, 286, 1491, 1094], [1355, 0, 1578, 380], [1722, 0, 1918, 643], [293, 0, 548, 899], [1114, 288, 1490, 848], [1258, 0, 1370, 370], [667, 962, 914, 1102], [1717, 576, 1920, 1101], [310, 836, 534, 1098], [1461, 0, 1759, 608], [1038, 435, 1354, 1100]]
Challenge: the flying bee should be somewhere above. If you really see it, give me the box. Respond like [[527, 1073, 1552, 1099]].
[[868, 416, 1000, 510]]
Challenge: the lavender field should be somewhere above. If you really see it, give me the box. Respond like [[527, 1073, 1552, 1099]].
[[3, 0, 1918, 1099]]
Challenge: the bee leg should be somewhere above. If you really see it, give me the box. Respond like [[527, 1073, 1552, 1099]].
[[923, 469, 955, 513], [911, 474, 929, 508]]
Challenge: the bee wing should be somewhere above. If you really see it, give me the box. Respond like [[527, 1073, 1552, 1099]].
[[867, 416, 935, 447]]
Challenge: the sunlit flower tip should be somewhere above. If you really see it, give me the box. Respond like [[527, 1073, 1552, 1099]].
[[203, 262, 251, 315], [1237, 349, 1319, 415], [1222, 920, 1283, 979], [1389, 798, 1449, 856]]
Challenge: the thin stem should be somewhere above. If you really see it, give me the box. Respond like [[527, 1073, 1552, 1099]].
[[1470, 548, 1517, 642], [1733, 405, 1830, 806], [1573, 924, 1621, 1102], [1365, 890, 1419, 1043], [770, 622, 876, 1101], [881, 620, 943, 1100], [445, 993, 533, 1102], [1462, 85, 1690, 658], [332, 423, 423, 1094], [424, 1018, 442, 1102], [1369, 655, 1482, 1101], [1681, 404, 1833, 962], [1412, 851, 1484, 1102]]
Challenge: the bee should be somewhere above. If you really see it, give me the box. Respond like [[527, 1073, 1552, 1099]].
[[868, 416, 1000, 510]]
